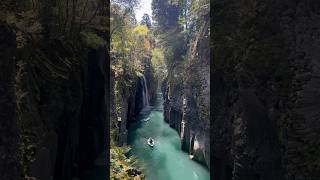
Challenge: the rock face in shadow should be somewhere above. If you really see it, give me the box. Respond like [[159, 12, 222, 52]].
[[0, 25, 109, 179], [115, 75, 140, 146], [77, 47, 107, 174], [30, 45, 108, 180], [161, 18, 210, 168], [111, 57, 157, 147], [212, 1, 320, 179], [0, 21, 23, 180]]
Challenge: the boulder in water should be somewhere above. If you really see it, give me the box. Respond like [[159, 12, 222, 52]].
[[126, 168, 142, 177]]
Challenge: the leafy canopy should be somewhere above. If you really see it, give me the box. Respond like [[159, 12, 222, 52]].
[[133, 25, 149, 36]]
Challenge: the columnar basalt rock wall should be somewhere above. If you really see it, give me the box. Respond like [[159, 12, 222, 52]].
[[111, 58, 157, 147], [30, 45, 108, 180], [0, 24, 109, 178], [213, 1, 320, 179], [0, 21, 23, 180], [161, 18, 210, 168]]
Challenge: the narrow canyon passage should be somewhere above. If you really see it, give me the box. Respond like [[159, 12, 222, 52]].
[[109, 0, 210, 178], [127, 89, 210, 180]]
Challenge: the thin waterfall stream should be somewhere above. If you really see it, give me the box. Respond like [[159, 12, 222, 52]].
[[141, 75, 150, 108]]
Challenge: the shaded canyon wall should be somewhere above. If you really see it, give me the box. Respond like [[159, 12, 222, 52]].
[[161, 18, 210, 168], [0, 20, 108, 179], [212, 0, 320, 180], [111, 58, 157, 147]]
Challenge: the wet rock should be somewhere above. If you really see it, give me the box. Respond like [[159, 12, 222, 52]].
[[126, 168, 142, 177], [161, 18, 210, 168], [112, 56, 157, 147]]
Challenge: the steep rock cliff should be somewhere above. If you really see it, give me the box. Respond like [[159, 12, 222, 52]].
[[111, 57, 157, 146], [161, 18, 210, 167], [0, 21, 22, 180], [0, 22, 108, 179], [213, 1, 320, 179]]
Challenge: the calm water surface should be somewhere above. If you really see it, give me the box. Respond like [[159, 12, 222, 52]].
[[128, 90, 210, 180]]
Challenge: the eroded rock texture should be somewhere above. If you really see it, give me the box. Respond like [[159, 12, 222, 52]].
[[19, 43, 108, 180], [213, 0, 320, 179], [0, 21, 22, 180], [162, 18, 210, 168], [0, 22, 108, 179], [111, 56, 157, 147]]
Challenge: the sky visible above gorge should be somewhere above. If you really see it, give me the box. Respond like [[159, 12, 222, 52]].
[[135, 0, 153, 22]]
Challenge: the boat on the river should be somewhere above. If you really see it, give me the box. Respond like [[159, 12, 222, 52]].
[[143, 117, 150, 122], [147, 137, 155, 147]]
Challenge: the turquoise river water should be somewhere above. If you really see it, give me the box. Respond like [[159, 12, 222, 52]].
[[127, 90, 210, 180]]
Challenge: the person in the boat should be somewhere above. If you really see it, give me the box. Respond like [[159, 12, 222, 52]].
[[148, 138, 154, 146]]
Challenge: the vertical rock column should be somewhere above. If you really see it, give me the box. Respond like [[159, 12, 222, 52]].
[[0, 22, 22, 180]]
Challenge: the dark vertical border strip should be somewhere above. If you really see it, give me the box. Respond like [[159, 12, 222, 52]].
[[105, 0, 111, 179], [210, 0, 214, 179]]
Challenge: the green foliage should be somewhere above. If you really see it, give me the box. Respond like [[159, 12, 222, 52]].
[[152, 0, 181, 31], [151, 48, 167, 82], [111, 0, 140, 10], [151, 48, 164, 64], [189, 0, 210, 20], [80, 31, 105, 49], [110, 141, 144, 179], [151, 0, 193, 71], [133, 25, 149, 36], [111, 2, 152, 66]]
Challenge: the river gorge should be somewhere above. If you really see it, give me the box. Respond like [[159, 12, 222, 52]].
[[128, 89, 210, 180]]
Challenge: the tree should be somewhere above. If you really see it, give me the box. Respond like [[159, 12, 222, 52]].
[[140, 13, 152, 29], [152, 0, 180, 31]]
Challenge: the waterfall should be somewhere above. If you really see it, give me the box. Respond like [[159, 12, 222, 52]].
[[141, 75, 150, 108]]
